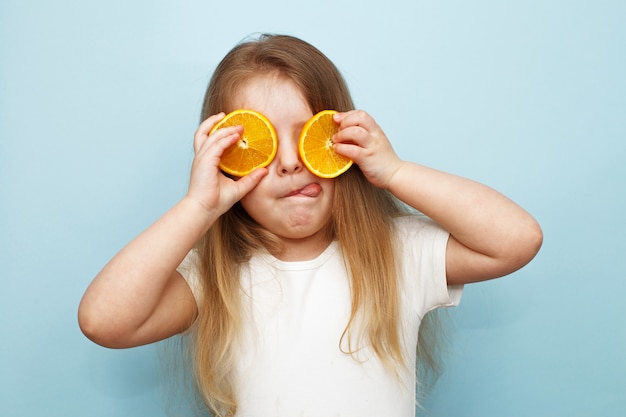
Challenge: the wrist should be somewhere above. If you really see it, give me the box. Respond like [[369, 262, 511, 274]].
[[177, 196, 221, 234], [382, 160, 408, 191]]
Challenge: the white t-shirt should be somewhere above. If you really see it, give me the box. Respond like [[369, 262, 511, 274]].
[[177, 215, 462, 417]]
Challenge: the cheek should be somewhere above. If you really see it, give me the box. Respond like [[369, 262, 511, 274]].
[[240, 189, 263, 217], [239, 181, 277, 229]]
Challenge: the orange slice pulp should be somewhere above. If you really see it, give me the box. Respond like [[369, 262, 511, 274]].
[[210, 109, 278, 176], [298, 110, 353, 178]]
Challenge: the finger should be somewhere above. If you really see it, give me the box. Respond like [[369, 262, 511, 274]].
[[333, 125, 368, 145], [195, 126, 243, 165], [334, 110, 374, 130], [194, 129, 241, 173], [332, 142, 361, 161], [194, 112, 225, 153], [232, 168, 268, 197], [198, 112, 226, 134]]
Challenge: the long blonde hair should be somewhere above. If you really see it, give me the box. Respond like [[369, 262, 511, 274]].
[[188, 34, 442, 417]]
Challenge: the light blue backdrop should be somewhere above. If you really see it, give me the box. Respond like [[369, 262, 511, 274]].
[[1, 1, 624, 416]]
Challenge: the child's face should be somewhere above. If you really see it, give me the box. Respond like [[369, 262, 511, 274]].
[[232, 74, 335, 258]]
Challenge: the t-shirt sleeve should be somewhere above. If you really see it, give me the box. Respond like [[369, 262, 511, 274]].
[[176, 249, 202, 306], [396, 215, 463, 318]]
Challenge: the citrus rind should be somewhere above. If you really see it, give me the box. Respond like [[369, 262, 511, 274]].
[[210, 109, 278, 176], [298, 110, 353, 179]]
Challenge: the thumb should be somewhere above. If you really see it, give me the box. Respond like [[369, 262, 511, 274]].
[[234, 168, 268, 197]]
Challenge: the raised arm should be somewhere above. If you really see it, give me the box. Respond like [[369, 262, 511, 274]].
[[384, 163, 542, 284], [78, 114, 267, 348], [333, 110, 542, 285]]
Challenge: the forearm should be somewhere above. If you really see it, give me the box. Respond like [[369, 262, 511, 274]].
[[387, 161, 542, 280], [78, 197, 215, 341], [97, 196, 215, 285]]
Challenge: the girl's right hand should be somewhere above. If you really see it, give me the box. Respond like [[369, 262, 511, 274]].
[[186, 113, 268, 217]]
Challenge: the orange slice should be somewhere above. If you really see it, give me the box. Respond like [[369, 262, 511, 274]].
[[298, 110, 353, 178], [210, 109, 278, 176]]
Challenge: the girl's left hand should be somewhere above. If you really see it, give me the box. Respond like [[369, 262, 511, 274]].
[[332, 110, 403, 189]]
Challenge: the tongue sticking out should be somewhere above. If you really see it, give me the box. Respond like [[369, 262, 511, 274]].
[[297, 183, 322, 197]]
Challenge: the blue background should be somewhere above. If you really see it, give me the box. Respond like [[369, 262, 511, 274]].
[[1, 1, 624, 416]]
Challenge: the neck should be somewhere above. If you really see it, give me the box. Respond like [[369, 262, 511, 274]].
[[271, 234, 332, 262]]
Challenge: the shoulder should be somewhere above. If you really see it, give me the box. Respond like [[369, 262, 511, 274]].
[[392, 214, 450, 276], [393, 215, 462, 313], [176, 249, 202, 303]]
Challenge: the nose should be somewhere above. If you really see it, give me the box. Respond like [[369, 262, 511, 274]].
[[274, 135, 303, 175]]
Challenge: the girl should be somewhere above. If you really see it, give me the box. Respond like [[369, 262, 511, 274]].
[[79, 34, 542, 417]]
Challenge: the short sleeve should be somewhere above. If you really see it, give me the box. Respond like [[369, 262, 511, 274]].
[[395, 215, 463, 318], [176, 249, 202, 306]]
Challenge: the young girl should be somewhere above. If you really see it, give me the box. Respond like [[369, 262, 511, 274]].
[[79, 34, 542, 417]]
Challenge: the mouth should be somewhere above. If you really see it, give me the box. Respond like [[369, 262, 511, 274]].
[[285, 183, 322, 198]]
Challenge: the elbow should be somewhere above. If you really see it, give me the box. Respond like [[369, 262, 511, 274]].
[[78, 300, 133, 349], [523, 218, 543, 264], [506, 218, 543, 274], [77, 303, 112, 348]]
